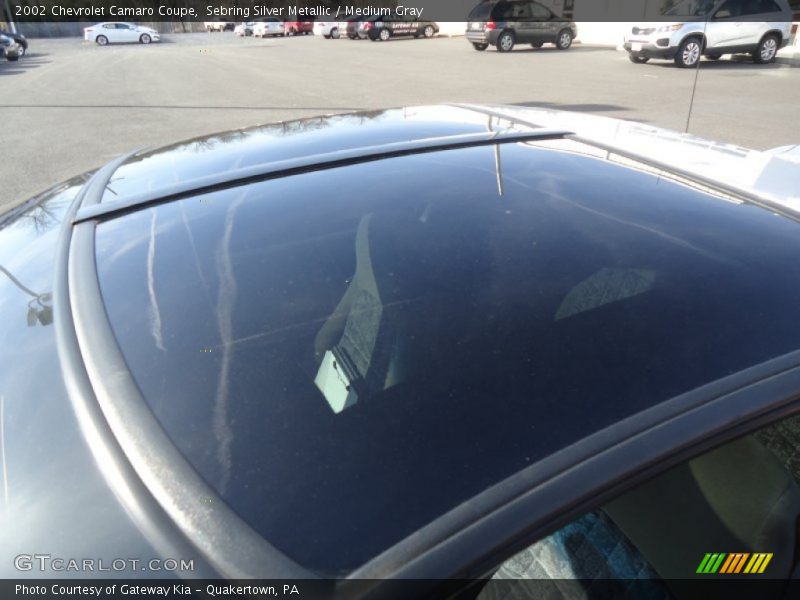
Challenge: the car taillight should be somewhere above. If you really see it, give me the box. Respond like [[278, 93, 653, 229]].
[[485, 22, 496, 30], [363, 22, 372, 29], [85, 28, 93, 32]]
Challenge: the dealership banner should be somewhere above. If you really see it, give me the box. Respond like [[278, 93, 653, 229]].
[[3, 0, 797, 23]]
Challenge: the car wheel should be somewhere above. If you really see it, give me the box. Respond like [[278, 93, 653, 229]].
[[472, 43, 488, 51], [753, 34, 778, 64], [17, 45, 25, 57], [379, 28, 391, 41], [96, 35, 108, 46], [675, 37, 702, 68], [331, 27, 340, 39], [556, 29, 573, 50], [628, 54, 649, 64], [423, 25, 435, 38], [139, 34, 151, 44], [496, 31, 515, 52], [531, 42, 543, 48]]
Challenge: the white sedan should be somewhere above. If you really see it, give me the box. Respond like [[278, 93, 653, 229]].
[[84, 22, 160, 45], [313, 21, 347, 39], [234, 22, 256, 37], [253, 18, 285, 38]]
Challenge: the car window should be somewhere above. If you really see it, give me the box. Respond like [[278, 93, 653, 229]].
[[95, 140, 800, 574], [714, 0, 743, 17], [530, 2, 553, 19], [503, 2, 532, 19], [481, 412, 800, 594], [664, 0, 718, 16], [741, 0, 783, 13]]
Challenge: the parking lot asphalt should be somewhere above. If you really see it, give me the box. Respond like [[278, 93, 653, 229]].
[[1, 32, 799, 210]]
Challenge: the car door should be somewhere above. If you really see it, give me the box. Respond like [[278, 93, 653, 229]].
[[705, 0, 746, 50], [388, 15, 412, 37], [100, 23, 120, 43], [740, 0, 785, 45], [530, 1, 557, 42], [116, 23, 139, 42], [505, 1, 534, 42]]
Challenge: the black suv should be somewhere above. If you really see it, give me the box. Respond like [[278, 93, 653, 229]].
[[0, 28, 27, 57], [466, 0, 578, 52]]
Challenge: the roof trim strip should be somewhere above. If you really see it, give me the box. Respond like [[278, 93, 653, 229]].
[[454, 104, 800, 223], [56, 150, 314, 578], [52, 150, 222, 578], [72, 128, 572, 224]]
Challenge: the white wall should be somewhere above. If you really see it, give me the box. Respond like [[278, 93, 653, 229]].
[[573, 22, 629, 45]]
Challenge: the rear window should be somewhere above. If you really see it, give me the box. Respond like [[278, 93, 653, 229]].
[[468, 2, 497, 19], [95, 140, 800, 574]]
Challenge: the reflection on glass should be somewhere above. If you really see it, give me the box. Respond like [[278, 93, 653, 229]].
[[0, 266, 52, 327]]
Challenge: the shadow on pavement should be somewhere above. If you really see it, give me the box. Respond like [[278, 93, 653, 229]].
[[0, 54, 50, 75], [645, 55, 800, 69], [481, 44, 616, 53]]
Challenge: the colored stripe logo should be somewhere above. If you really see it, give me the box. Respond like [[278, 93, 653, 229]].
[[696, 553, 773, 574]]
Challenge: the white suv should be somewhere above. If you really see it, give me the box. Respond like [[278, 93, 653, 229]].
[[625, 0, 792, 67]]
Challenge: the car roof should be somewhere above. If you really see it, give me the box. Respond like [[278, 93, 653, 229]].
[[41, 105, 800, 581]]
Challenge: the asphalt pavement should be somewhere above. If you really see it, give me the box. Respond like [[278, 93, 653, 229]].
[[1, 31, 798, 210]]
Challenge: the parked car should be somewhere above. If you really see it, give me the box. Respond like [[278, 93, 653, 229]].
[[83, 22, 160, 45], [356, 16, 381, 39], [284, 21, 314, 35], [364, 16, 439, 41], [233, 22, 256, 37], [313, 20, 347, 39], [0, 32, 19, 61], [204, 22, 235, 32], [625, 0, 793, 67], [0, 27, 27, 57], [346, 18, 365, 39], [466, 0, 578, 52], [253, 18, 285, 38], [3, 105, 800, 590]]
